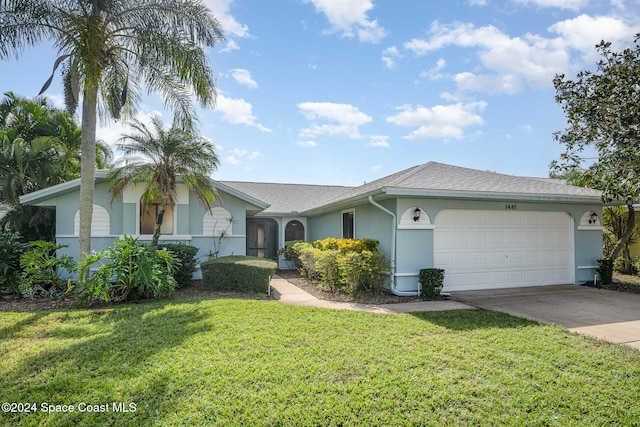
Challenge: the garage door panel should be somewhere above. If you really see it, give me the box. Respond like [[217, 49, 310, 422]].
[[434, 210, 573, 291]]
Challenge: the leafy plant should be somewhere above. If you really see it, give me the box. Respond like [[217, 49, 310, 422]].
[[19, 241, 75, 298], [160, 243, 198, 287], [78, 235, 178, 303], [596, 259, 614, 286], [293, 238, 389, 295], [418, 268, 445, 298], [0, 232, 28, 293]]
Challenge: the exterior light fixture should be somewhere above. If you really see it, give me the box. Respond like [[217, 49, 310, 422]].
[[413, 207, 421, 222], [589, 212, 598, 224]]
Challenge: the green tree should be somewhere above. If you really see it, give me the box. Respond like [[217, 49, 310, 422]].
[[0, 93, 112, 240], [110, 115, 220, 246], [0, 0, 224, 261], [551, 34, 640, 260]]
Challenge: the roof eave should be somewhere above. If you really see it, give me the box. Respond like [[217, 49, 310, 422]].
[[384, 187, 603, 203]]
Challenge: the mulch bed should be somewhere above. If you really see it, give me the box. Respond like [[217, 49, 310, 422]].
[[4, 270, 640, 312]]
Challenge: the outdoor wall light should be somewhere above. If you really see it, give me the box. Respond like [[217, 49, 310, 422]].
[[589, 212, 598, 224], [413, 207, 421, 222]]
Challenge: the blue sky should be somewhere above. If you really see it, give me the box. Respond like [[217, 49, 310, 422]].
[[1, 0, 639, 185]]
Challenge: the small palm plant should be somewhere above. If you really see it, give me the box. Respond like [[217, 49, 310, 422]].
[[110, 115, 220, 246]]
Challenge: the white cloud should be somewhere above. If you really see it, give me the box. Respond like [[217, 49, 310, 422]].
[[404, 21, 570, 93], [468, 0, 488, 5], [402, 15, 637, 95], [512, 0, 587, 11], [223, 148, 264, 168], [230, 69, 258, 88], [548, 14, 638, 60], [297, 140, 318, 147], [203, 0, 250, 38], [367, 135, 390, 147], [303, 0, 388, 43], [215, 94, 271, 132], [298, 102, 372, 139], [219, 39, 240, 53], [381, 46, 401, 69], [386, 102, 486, 141], [97, 110, 164, 150], [420, 58, 447, 80]]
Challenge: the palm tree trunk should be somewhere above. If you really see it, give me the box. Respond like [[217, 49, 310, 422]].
[[78, 85, 98, 264], [152, 203, 165, 246]]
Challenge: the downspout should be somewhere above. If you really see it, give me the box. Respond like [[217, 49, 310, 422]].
[[368, 196, 419, 296]]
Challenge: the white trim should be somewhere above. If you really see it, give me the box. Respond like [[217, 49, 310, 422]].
[[577, 225, 603, 231], [134, 235, 192, 241], [397, 224, 435, 230]]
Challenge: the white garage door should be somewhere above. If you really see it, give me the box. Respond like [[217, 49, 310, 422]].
[[434, 210, 573, 291]]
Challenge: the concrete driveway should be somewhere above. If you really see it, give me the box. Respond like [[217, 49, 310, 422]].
[[450, 285, 640, 350]]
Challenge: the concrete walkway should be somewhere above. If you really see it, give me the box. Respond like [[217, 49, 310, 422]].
[[269, 275, 473, 314]]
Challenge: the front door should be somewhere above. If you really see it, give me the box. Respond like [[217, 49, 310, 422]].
[[246, 218, 278, 260]]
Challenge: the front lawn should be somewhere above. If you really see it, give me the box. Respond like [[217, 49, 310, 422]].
[[1, 299, 639, 426]]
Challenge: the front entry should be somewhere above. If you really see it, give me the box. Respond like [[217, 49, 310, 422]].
[[246, 218, 278, 260]]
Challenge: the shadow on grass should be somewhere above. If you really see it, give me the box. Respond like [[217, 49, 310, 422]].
[[1, 299, 215, 425], [409, 308, 538, 331]]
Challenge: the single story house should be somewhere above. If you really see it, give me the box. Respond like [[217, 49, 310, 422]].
[[20, 161, 603, 294]]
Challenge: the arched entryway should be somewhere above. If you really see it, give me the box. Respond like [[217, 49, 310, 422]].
[[285, 219, 305, 242]]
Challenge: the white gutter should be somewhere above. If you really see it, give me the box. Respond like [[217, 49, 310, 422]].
[[367, 196, 419, 296]]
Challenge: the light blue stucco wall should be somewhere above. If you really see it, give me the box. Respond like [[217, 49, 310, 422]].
[[307, 196, 603, 293], [52, 183, 252, 279]]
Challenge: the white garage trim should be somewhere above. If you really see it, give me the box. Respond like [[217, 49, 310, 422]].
[[434, 210, 574, 291]]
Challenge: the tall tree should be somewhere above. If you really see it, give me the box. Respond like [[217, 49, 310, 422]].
[[110, 115, 220, 246], [0, 92, 112, 240], [0, 0, 224, 261], [551, 34, 640, 260]]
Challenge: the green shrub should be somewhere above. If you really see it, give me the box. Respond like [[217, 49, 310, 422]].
[[160, 243, 198, 287], [293, 238, 389, 296], [78, 236, 178, 303], [613, 256, 636, 275], [597, 259, 614, 286], [19, 241, 75, 298], [0, 232, 28, 293], [278, 240, 303, 268], [337, 250, 388, 296], [200, 256, 276, 293], [418, 268, 445, 298]]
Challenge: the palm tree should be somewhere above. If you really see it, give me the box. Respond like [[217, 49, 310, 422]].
[[0, 1, 224, 260], [0, 93, 112, 239], [110, 115, 220, 246]]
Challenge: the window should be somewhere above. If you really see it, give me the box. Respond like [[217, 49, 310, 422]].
[[140, 199, 174, 235], [342, 210, 354, 238]]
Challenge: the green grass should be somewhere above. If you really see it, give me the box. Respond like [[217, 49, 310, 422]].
[[1, 299, 639, 426]]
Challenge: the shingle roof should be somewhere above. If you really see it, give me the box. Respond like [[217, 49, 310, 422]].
[[217, 181, 353, 214], [312, 162, 601, 206], [221, 162, 602, 215]]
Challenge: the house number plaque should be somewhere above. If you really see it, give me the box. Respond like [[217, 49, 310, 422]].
[[505, 204, 517, 210]]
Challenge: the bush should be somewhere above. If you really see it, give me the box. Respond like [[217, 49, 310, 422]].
[[160, 243, 198, 287], [200, 256, 276, 293], [293, 238, 389, 296], [78, 236, 178, 303], [278, 240, 303, 268], [19, 241, 76, 298], [337, 250, 388, 295], [0, 232, 28, 293], [613, 256, 636, 275], [418, 268, 445, 298], [597, 259, 614, 286]]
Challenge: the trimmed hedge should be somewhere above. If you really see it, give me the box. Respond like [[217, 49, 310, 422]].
[[201, 256, 277, 293]]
